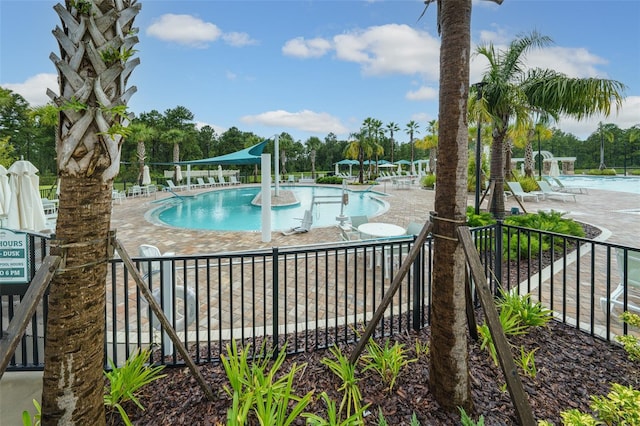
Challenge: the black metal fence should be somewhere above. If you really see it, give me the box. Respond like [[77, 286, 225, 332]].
[[1, 224, 638, 371]]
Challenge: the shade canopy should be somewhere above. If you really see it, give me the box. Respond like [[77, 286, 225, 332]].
[[394, 159, 411, 165], [335, 159, 358, 166], [182, 140, 268, 166]]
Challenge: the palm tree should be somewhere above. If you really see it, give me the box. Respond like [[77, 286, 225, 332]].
[[42, 0, 140, 423], [386, 122, 400, 164], [598, 122, 615, 170], [473, 31, 625, 219], [128, 122, 154, 184], [405, 120, 420, 168], [164, 128, 186, 182], [429, 0, 474, 412], [344, 130, 366, 183], [416, 119, 438, 174]]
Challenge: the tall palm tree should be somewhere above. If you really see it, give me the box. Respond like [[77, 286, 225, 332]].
[[42, 0, 140, 423], [474, 31, 625, 219], [164, 128, 186, 181], [344, 130, 366, 183], [386, 121, 400, 163], [405, 120, 420, 167], [429, 0, 474, 412], [128, 122, 154, 184], [598, 121, 615, 170], [416, 119, 438, 174]]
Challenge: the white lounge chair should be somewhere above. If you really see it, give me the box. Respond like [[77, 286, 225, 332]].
[[229, 175, 240, 185], [207, 177, 220, 187], [600, 248, 640, 314], [545, 176, 588, 194], [218, 176, 230, 186], [537, 180, 577, 202], [282, 210, 313, 235], [166, 180, 187, 192], [506, 181, 540, 202], [196, 177, 210, 188]]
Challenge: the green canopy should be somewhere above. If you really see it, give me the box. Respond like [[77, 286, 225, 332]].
[[181, 140, 269, 166]]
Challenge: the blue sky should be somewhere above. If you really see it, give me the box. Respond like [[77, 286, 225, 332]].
[[1, 0, 639, 143]]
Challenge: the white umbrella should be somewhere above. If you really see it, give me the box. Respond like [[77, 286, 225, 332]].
[[6, 160, 46, 232], [410, 162, 416, 175], [175, 165, 183, 182], [335, 163, 339, 175], [550, 161, 560, 177], [142, 165, 151, 185], [218, 165, 224, 182], [0, 165, 11, 215], [397, 164, 402, 174]]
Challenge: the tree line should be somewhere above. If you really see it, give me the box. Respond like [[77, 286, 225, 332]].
[[2, 86, 638, 185]]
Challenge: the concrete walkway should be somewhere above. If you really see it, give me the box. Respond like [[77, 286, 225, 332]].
[[2, 182, 638, 424]]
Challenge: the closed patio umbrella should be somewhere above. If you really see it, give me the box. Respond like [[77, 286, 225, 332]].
[[0, 165, 11, 215], [218, 165, 224, 182], [175, 165, 183, 182], [6, 160, 46, 232], [142, 165, 151, 185]]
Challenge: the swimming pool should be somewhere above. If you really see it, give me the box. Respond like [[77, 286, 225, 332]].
[[556, 176, 640, 194], [153, 186, 388, 231]]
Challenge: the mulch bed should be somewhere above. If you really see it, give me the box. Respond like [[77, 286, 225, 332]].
[[109, 222, 640, 425]]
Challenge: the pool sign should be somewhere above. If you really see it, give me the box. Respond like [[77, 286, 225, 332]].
[[0, 228, 28, 284]]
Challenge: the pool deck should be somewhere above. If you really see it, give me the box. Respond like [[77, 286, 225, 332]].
[[110, 182, 640, 256], [2, 181, 639, 425]]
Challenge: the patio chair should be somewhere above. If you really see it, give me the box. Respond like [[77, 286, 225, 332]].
[[545, 176, 588, 194], [166, 180, 187, 192], [218, 176, 231, 186], [111, 190, 126, 205], [287, 175, 296, 184], [128, 185, 142, 197], [536, 180, 577, 202], [229, 175, 240, 185], [600, 248, 640, 314], [196, 177, 209, 188], [340, 215, 368, 241], [506, 181, 540, 202], [207, 177, 220, 187], [282, 209, 313, 235]]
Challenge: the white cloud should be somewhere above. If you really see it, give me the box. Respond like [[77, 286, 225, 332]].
[[3, 73, 57, 107], [527, 47, 608, 79], [241, 110, 349, 135], [333, 24, 440, 78], [222, 32, 258, 47], [556, 96, 640, 139], [146, 14, 222, 47], [406, 86, 438, 101], [282, 37, 332, 58], [195, 121, 226, 135], [226, 71, 237, 80]]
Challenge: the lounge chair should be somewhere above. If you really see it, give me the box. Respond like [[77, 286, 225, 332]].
[[536, 180, 577, 202], [600, 248, 640, 314], [229, 175, 240, 185], [544, 176, 588, 194], [340, 215, 368, 240], [405, 221, 424, 236], [207, 177, 220, 187], [506, 181, 540, 202], [196, 177, 210, 188], [218, 176, 230, 186], [287, 175, 296, 184], [166, 180, 187, 192], [282, 209, 313, 235]]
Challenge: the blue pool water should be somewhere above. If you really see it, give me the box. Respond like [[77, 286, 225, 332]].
[[154, 186, 387, 231], [556, 176, 640, 194]]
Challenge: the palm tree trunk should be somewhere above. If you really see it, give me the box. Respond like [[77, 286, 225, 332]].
[[490, 124, 507, 220], [42, 177, 112, 424], [429, 0, 473, 412], [42, 0, 140, 423], [524, 141, 535, 178]]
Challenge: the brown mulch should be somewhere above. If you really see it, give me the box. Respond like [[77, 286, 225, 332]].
[[109, 222, 640, 425]]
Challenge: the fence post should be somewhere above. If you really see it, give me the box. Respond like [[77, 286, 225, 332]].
[[272, 247, 279, 353], [494, 220, 503, 295], [412, 236, 422, 330]]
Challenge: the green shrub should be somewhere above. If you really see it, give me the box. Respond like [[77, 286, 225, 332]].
[[466, 206, 496, 227], [321, 346, 366, 422], [586, 168, 617, 175], [361, 338, 416, 392], [317, 176, 345, 184], [616, 312, 640, 361], [459, 407, 485, 426], [104, 348, 167, 426], [503, 210, 585, 259], [497, 289, 552, 328], [517, 176, 540, 192], [421, 173, 436, 189]]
